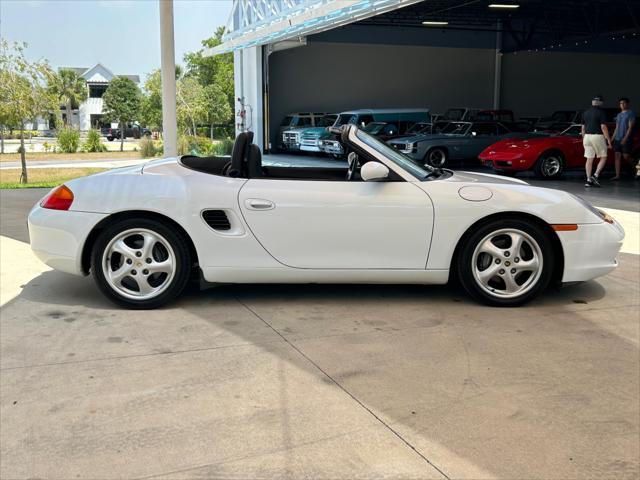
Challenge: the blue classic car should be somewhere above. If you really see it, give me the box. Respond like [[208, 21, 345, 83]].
[[387, 121, 532, 167]]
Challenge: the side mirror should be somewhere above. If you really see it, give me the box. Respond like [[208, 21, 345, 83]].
[[360, 161, 390, 182]]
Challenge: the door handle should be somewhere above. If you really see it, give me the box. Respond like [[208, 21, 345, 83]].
[[245, 198, 275, 210]]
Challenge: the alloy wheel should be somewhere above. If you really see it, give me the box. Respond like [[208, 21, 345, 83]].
[[471, 228, 543, 299], [542, 156, 561, 177], [101, 228, 176, 300]]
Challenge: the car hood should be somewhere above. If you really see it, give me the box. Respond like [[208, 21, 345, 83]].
[[389, 134, 461, 144], [443, 170, 529, 185], [299, 127, 329, 137]]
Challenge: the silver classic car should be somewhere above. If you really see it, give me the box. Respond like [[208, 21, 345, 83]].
[[387, 121, 533, 167]]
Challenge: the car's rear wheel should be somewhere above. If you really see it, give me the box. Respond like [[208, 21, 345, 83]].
[[534, 152, 564, 179], [91, 218, 191, 309], [107, 136, 114, 142], [425, 147, 447, 167], [456, 219, 554, 306]]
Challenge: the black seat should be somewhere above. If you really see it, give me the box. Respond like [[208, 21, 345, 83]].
[[226, 131, 254, 177], [246, 144, 264, 178]]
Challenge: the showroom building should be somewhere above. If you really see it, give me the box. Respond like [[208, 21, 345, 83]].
[[209, 0, 640, 153]]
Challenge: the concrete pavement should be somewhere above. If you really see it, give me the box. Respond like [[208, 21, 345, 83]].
[[1, 188, 638, 479]]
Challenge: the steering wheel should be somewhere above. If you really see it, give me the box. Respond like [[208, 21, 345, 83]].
[[346, 152, 358, 181]]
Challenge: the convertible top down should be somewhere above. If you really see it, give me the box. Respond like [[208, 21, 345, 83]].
[[29, 125, 624, 308]]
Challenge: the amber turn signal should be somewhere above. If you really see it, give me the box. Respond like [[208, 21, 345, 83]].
[[551, 224, 579, 231], [41, 185, 74, 211]]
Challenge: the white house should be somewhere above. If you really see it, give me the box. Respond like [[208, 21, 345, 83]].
[[56, 63, 140, 132]]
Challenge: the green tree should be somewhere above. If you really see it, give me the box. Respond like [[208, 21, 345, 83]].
[[184, 27, 234, 126], [140, 69, 163, 131], [203, 83, 232, 139], [102, 76, 141, 151], [0, 39, 56, 183], [48, 68, 88, 127], [176, 75, 206, 136], [140, 66, 183, 133]]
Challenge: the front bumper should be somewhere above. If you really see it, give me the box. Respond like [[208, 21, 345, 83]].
[[319, 140, 344, 155], [28, 205, 108, 276], [558, 220, 625, 282], [480, 152, 531, 171]]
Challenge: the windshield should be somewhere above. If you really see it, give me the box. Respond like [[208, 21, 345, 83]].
[[355, 129, 434, 181], [441, 122, 471, 135], [444, 108, 466, 121], [406, 122, 432, 134], [363, 123, 385, 134], [317, 115, 337, 127], [336, 114, 357, 126], [560, 124, 582, 136]]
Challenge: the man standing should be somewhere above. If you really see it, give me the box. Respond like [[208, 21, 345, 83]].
[[581, 94, 611, 187], [611, 97, 636, 180]]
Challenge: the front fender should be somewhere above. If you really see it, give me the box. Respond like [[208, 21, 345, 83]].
[[418, 180, 603, 270]]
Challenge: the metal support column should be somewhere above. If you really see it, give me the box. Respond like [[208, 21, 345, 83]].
[[159, 0, 178, 157], [493, 20, 503, 110]]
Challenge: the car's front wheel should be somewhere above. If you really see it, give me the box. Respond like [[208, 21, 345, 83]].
[[425, 147, 447, 167], [534, 152, 564, 179], [456, 219, 554, 306], [91, 218, 192, 309]]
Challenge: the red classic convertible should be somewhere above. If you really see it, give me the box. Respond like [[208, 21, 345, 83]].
[[479, 124, 639, 179]]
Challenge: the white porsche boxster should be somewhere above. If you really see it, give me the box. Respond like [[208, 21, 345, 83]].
[[28, 125, 624, 309]]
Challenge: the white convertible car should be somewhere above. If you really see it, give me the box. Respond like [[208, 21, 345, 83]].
[[28, 125, 624, 309]]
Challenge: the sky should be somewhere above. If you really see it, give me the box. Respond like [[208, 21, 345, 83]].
[[0, 0, 233, 82]]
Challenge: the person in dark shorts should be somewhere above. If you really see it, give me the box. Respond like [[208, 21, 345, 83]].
[[581, 94, 612, 187], [611, 97, 636, 180]]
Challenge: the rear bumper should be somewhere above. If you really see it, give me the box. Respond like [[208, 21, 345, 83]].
[[28, 205, 107, 276], [558, 220, 625, 282]]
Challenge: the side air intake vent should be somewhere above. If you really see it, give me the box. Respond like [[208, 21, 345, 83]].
[[202, 210, 231, 231]]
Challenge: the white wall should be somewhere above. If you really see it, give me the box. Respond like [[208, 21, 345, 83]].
[[79, 97, 104, 131], [234, 46, 264, 149]]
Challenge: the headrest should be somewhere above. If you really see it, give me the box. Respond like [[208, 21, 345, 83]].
[[227, 131, 253, 177], [246, 144, 263, 178]]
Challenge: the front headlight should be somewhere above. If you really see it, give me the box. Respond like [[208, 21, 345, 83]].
[[570, 194, 615, 224], [400, 142, 415, 154]]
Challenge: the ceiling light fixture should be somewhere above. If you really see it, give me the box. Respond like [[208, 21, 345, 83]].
[[488, 3, 520, 9], [422, 20, 449, 26]]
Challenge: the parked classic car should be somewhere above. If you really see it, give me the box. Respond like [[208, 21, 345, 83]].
[[281, 114, 337, 152], [319, 109, 431, 157], [388, 121, 533, 167], [277, 112, 326, 150], [29, 125, 623, 309], [480, 124, 640, 179]]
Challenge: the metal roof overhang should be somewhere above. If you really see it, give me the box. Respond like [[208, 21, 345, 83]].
[[206, 0, 425, 56]]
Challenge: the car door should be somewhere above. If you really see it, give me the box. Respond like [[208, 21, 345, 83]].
[[467, 123, 501, 157], [238, 179, 433, 269]]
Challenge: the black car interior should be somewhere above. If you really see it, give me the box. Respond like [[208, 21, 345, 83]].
[[179, 129, 399, 182]]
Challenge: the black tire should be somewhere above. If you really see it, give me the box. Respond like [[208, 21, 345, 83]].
[[107, 136, 114, 142], [534, 151, 564, 179], [456, 218, 555, 307], [91, 218, 192, 309], [425, 147, 448, 167]]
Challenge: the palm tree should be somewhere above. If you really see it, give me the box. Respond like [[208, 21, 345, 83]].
[[48, 69, 88, 127]]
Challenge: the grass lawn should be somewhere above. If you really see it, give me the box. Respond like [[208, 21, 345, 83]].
[[0, 168, 106, 189], [0, 151, 148, 162]]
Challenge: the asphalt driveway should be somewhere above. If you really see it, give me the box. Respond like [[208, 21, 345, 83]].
[[0, 186, 638, 479]]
